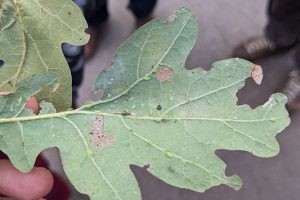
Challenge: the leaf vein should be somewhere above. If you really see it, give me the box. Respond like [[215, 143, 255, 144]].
[[30, 0, 86, 39], [17, 122, 31, 167], [11, 0, 27, 87], [62, 117, 122, 200], [120, 117, 227, 183], [136, 27, 154, 80], [221, 121, 276, 152], [161, 78, 245, 117]]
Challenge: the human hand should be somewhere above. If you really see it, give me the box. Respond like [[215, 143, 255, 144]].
[[0, 92, 54, 200]]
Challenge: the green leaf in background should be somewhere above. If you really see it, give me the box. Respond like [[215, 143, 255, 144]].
[[0, 0, 89, 111], [0, 8, 290, 200]]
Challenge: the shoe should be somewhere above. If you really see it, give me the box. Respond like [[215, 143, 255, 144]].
[[232, 36, 289, 61], [281, 70, 300, 109]]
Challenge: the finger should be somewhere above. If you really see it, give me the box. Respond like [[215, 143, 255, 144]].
[[0, 91, 39, 114], [0, 159, 54, 200], [0, 91, 12, 95]]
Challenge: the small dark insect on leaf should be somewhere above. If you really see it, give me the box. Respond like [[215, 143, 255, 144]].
[[8, 80, 12, 86], [0, 60, 4, 67], [143, 163, 151, 170], [121, 112, 131, 116], [156, 104, 162, 110], [168, 166, 175, 173], [161, 119, 167, 123]]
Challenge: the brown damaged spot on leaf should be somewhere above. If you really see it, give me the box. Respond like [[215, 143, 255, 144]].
[[156, 67, 173, 82], [251, 65, 263, 85], [89, 116, 115, 148]]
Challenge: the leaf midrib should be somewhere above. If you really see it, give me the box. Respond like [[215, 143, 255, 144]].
[[0, 109, 279, 123], [0, 73, 282, 124]]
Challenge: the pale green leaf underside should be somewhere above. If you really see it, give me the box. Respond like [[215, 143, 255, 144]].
[[0, 8, 290, 200], [0, 0, 89, 111]]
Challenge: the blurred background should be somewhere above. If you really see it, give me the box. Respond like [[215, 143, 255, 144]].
[[45, 0, 300, 199]]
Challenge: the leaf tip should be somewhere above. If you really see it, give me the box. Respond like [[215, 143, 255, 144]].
[[226, 174, 242, 191]]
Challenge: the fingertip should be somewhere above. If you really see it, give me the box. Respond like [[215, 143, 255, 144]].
[[0, 159, 54, 200], [28, 167, 54, 197]]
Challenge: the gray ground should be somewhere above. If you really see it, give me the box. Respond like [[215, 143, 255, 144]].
[[45, 0, 300, 199]]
